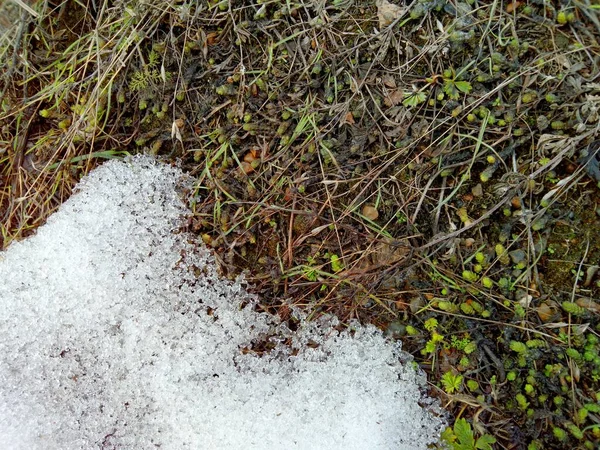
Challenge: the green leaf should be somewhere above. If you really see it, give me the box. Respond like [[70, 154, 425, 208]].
[[476, 434, 497, 450], [402, 91, 427, 107], [147, 50, 160, 68], [441, 371, 463, 394], [303, 267, 317, 281], [441, 426, 457, 444], [443, 81, 459, 100], [454, 418, 475, 448], [455, 80, 472, 94], [466, 379, 479, 391]]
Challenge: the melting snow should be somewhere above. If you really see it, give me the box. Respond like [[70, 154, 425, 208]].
[[0, 156, 444, 449]]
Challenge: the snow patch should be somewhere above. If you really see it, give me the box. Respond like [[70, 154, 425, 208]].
[[0, 156, 444, 449]]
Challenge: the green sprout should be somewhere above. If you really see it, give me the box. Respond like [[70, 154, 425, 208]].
[[441, 418, 496, 450], [441, 371, 463, 394]]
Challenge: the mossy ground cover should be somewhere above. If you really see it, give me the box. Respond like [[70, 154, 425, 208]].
[[2, 0, 600, 447]]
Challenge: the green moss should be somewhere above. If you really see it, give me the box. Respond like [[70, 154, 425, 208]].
[[553, 427, 567, 441], [462, 270, 478, 282], [510, 341, 528, 353]]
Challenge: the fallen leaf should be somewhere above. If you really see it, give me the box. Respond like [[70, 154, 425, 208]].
[[206, 32, 219, 46], [383, 89, 404, 107], [536, 301, 558, 323], [283, 187, 294, 202], [376, 0, 405, 28], [572, 361, 581, 382], [343, 111, 355, 125], [371, 238, 411, 267], [511, 196, 521, 209], [160, 63, 167, 84], [362, 205, 379, 221], [382, 75, 396, 88], [171, 121, 183, 144], [576, 298, 600, 314], [584, 265, 599, 287], [239, 161, 254, 175], [506, 1, 522, 13]]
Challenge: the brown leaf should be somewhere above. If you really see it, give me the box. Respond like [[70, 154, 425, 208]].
[[371, 238, 410, 266], [471, 184, 483, 197], [382, 75, 397, 88], [343, 111, 355, 125], [171, 121, 183, 144], [284, 187, 294, 202], [506, 1, 522, 13], [239, 161, 254, 175], [536, 301, 559, 323], [376, 0, 405, 28], [383, 89, 404, 107], [576, 298, 600, 314], [362, 205, 379, 221], [206, 32, 219, 46]]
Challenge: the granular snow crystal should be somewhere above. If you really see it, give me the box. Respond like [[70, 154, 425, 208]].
[[0, 156, 445, 449]]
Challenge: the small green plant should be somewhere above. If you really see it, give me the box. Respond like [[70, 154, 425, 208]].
[[303, 255, 319, 281], [462, 270, 478, 282], [495, 244, 510, 265], [329, 254, 344, 273], [303, 268, 317, 281], [441, 371, 463, 394], [562, 301, 586, 316], [450, 335, 477, 355], [406, 325, 418, 336], [402, 90, 427, 107], [424, 318, 438, 331], [441, 69, 472, 100], [516, 393, 530, 410], [437, 300, 460, 313], [481, 277, 494, 289], [441, 418, 496, 450], [466, 379, 479, 391], [450, 335, 471, 351], [421, 318, 444, 355], [425, 68, 473, 101], [510, 340, 528, 354], [129, 50, 172, 92], [395, 211, 408, 223]]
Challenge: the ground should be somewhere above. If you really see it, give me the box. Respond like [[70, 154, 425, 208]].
[[1, 0, 600, 448]]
